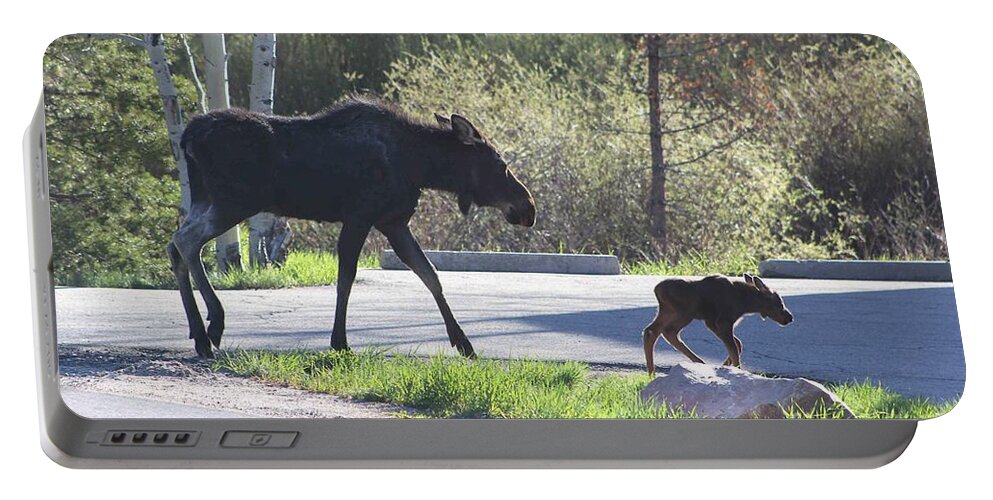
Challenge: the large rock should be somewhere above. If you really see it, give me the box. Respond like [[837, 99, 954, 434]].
[[640, 363, 855, 419]]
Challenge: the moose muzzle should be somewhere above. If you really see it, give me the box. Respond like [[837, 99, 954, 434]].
[[505, 199, 537, 227]]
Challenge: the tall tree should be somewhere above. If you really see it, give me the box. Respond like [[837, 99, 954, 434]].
[[142, 34, 191, 220], [202, 34, 243, 272], [645, 34, 667, 257], [246, 33, 292, 267], [641, 34, 773, 260]]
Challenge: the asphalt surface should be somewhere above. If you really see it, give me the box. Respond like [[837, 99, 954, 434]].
[[56, 270, 966, 402]]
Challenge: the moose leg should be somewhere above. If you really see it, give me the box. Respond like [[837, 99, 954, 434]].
[[661, 317, 704, 364], [172, 205, 249, 358], [707, 320, 741, 367], [379, 222, 475, 358], [642, 310, 666, 376], [732, 336, 743, 366], [329, 224, 372, 352], [168, 241, 210, 358], [706, 320, 734, 366]]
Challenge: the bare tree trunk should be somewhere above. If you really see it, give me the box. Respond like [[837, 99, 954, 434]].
[[645, 34, 668, 259], [143, 34, 191, 220], [202, 34, 243, 273], [247, 33, 291, 267]]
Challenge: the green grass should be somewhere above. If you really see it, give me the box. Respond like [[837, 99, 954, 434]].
[[210, 251, 379, 290], [214, 349, 690, 418], [60, 270, 175, 289], [57, 251, 379, 290], [621, 249, 947, 278], [213, 349, 955, 419], [623, 250, 759, 277], [825, 380, 956, 419]]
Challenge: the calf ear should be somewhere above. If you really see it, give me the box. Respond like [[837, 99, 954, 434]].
[[743, 273, 755, 285], [752, 276, 770, 292], [435, 113, 452, 127], [451, 114, 483, 145]]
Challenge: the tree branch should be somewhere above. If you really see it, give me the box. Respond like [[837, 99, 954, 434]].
[[80, 33, 147, 47], [661, 111, 730, 135], [592, 126, 649, 136], [180, 34, 208, 114], [668, 128, 752, 168]]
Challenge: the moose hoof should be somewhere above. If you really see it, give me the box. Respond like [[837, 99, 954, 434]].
[[207, 319, 224, 348], [194, 337, 214, 359], [330, 337, 350, 352], [455, 339, 476, 359]]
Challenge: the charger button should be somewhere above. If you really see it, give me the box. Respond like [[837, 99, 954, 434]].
[[220, 431, 298, 448]]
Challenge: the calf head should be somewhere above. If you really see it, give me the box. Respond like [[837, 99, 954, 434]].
[[436, 113, 536, 227], [744, 274, 794, 326]]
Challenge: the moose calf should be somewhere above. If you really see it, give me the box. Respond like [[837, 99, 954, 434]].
[[642, 274, 793, 375]]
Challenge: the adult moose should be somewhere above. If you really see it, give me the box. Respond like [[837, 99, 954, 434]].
[[169, 96, 536, 358]]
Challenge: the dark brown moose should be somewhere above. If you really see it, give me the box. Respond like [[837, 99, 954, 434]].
[[169, 97, 536, 358], [642, 274, 793, 375]]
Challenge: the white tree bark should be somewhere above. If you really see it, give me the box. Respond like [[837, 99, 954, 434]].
[[202, 34, 243, 273], [142, 34, 191, 219], [247, 34, 290, 267]]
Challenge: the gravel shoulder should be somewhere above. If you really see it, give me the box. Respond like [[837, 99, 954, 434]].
[[59, 345, 406, 418]]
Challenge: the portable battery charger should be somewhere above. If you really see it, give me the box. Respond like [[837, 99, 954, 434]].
[[29, 33, 963, 468]]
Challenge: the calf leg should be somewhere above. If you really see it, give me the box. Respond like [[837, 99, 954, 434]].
[[172, 205, 251, 358], [378, 222, 475, 358], [661, 316, 703, 364], [329, 224, 372, 352], [732, 336, 743, 366], [707, 320, 741, 367], [642, 311, 666, 376]]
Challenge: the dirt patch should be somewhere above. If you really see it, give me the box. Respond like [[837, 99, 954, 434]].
[[59, 345, 407, 418]]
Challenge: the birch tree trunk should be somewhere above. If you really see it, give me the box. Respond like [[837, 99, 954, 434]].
[[143, 34, 191, 220], [202, 34, 243, 273], [247, 33, 291, 267], [645, 34, 668, 260]]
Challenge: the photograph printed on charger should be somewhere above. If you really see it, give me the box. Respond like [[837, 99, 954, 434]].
[[45, 34, 963, 420]]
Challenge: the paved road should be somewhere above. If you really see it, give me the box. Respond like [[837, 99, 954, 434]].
[[56, 270, 965, 401]]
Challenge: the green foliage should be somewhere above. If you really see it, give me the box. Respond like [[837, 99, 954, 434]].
[[223, 34, 460, 115], [45, 35, 198, 286], [387, 46, 654, 257], [215, 349, 688, 418], [768, 37, 944, 259]]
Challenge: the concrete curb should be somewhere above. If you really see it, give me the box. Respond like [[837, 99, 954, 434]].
[[381, 250, 621, 275], [759, 259, 952, 282]]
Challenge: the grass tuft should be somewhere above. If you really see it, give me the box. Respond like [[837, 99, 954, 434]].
[[623, 250, 758, 277], [214, 349, 689, 418], [826, 380, 956, 419]]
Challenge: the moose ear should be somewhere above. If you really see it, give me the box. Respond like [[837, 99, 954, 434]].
[[752, 275, 770, 292], [451, 114, 482, 145], [457, 191, 473, 215], [434, 113, 451, 127]]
